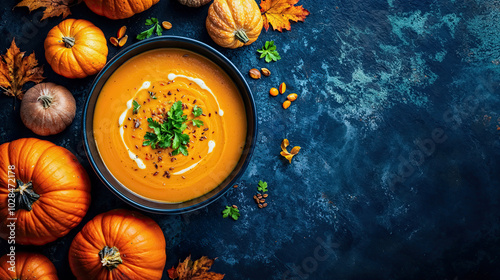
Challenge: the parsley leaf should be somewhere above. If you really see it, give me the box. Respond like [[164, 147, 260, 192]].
[[192, 105, 203, 117], [132, 100, 140, 114], [258, 180, 268, 192], [222, 206, 240, 221], [192, 119, 203, 127], [137, 18, 163, 40], [142, 101, 203, 156], [257, 41, 281, 63]]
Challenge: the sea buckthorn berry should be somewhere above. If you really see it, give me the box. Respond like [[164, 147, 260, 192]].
[[282, 100, 291, 109], [287, 93, 298, 101], [269, 87, 279, 96], [279, 82, 286, 94]]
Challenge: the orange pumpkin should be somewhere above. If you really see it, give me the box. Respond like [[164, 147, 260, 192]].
[[0, 138, 91, 245], [84, 0, 160, 20], [0, 252, 58, 280], [69, 209, 166, 280], [44, 19, 108, 79], [206, 0, 263, 48]]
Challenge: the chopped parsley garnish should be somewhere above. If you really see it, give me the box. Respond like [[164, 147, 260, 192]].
[[222, 206, 240, 221], [136, 18, 163, 40], [132, 100, 140, 114], [192, 105, 203, 117], [148, 91, 157, 99], [258, 180, 268, 192], [142, 101, 203, 156], [257, 41, 281, 63]]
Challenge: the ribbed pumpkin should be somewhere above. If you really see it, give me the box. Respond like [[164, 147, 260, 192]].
[[0, 138, 91, 245], [69, 209, 166, 280], [44, 19, 108, 79], [84, 0, 160, 20], [206, 0, 263, 48], [0, 252, 58, 280]]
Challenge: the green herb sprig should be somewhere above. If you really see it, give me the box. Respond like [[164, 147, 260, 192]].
[[257, 41, 281, 63], [222, 206, 240, 221], [258, 180, 268, 192], [142, 101, 203, 156], [136, 18, 163, 40], [132, 100, 140, 114]]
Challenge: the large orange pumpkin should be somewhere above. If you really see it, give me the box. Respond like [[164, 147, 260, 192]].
[[69, 209, 166, 280], [0, 138, 91, 245], [44, 19, 108, 79], [84, 0, 160, 20], [206, 0, 263, 48], [0, 252, 58, 280]]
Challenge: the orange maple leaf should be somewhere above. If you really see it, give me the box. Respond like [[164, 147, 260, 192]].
[[168, 255, 224, 280], [260, 0, 310, 32], [15, 0, 79, 21], [0, 39, 44, 100]]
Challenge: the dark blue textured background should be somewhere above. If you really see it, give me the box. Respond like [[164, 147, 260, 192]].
[[1, 0, 500, 279]]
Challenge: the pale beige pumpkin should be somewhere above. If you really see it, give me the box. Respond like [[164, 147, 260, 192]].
[[206, 0, 263, 48], [44, 19, 108, 79], [20, 83, 76, 136]]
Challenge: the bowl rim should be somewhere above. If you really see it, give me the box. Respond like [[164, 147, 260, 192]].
[[82, 35, 257, 214]]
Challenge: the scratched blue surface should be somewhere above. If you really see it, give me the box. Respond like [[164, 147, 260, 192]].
[[1, 0, 500, 279]]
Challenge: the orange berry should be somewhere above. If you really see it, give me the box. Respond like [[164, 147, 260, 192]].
[[282, 100, 291, 109], [269, 88, 279, 96]]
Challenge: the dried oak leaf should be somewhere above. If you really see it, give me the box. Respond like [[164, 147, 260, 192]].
[[280, 138, 300, 163], [15, 0, 79, 20], [0, 39, 44, 100], [168, 255, 224, 280], [260, 0, 310, 32]]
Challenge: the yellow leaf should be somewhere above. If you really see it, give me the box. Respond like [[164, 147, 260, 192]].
[[280, 139, 301, 163], [15, 0, 78, 21], [281, 138, 289, 151], [290, 146, 301, 155], [260, 0, 310, 32], [0, 39, 44, 99], [280, 150, 291, 157]]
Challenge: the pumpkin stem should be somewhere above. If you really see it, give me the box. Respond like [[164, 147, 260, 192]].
[[235, 29, 249, 44], [13, 179, 40, 211], [62, 36, 76, 48], [37, 95, 53, 109], [99, 246, 123, 270]]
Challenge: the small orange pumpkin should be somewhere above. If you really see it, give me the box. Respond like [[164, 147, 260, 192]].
[[69, 209, 166, 280], [44, 19, 108, 79], [206, 0, 263, 48], [0, 138, 91, 245], [84, 0, 160, 20], [0, 252, 58, 280]]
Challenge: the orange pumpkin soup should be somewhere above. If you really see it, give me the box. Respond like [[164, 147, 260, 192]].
[[93, 49, 247, 203]]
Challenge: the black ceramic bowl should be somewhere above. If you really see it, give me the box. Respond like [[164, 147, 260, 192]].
[[83, 36, 257, 214]]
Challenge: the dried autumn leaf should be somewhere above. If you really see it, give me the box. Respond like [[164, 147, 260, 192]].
[[15, 0, 79, 21], [290, 146, 301, 155], [281, 138, 289, 150], [0, 39, 44, 100], [168, 255, 224, 280], [260, 0, 310, 32], [280, 139, 300, 163]]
